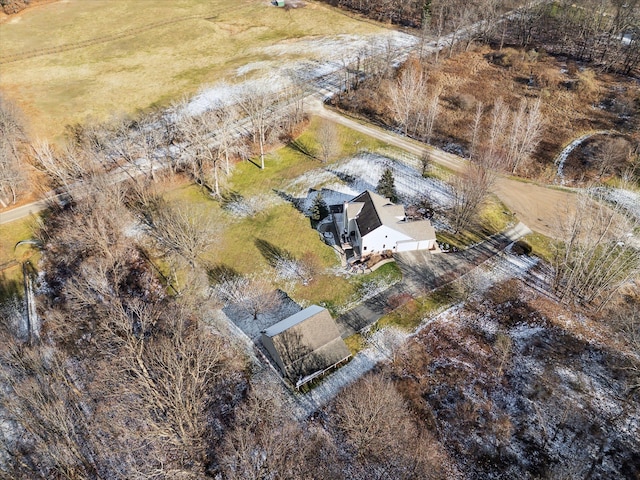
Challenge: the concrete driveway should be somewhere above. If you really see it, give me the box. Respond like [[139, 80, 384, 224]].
[[335, 223, 532, 337]]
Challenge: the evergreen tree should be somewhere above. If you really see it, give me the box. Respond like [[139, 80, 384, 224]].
[[310, 192, 329, 222], [377, 167, 398, 202]]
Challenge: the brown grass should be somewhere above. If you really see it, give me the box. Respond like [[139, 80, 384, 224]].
[[0, 0, 384, 140]]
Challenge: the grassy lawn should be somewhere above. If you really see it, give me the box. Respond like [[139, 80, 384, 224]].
[[229, 146, 321, 196], [230, 117, 393, 195], [162, 164, 406, 310], [524, 231, 556, 263], [163, 182, 353, 302], [0, 216, 39, 298], [213, 203, 338, 273], [437, 195, 514, 249], [376, 283, 461, 331], [0, 0, 384, 140], [0, 217, 36, 265]]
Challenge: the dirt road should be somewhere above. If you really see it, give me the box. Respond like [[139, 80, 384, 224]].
[[308, 99, 577, 238]]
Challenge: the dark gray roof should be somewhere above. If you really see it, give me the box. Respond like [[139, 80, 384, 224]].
[[351, 191, 382, 236], [261, 305, 350, 381]]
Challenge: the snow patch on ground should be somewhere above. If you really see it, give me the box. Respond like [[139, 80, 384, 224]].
[[223, 193, 280, 218], [591, 186, 640, 222], [223, 293, 302, 341], [184, 76, 289, 117], [185, 31, 417, 117], [284, 152, 454, 215]]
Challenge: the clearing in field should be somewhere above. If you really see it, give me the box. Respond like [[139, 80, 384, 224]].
[[0, 0, 403, 140]]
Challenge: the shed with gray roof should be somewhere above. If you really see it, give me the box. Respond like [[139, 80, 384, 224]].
[[261, 305, 351, 388]]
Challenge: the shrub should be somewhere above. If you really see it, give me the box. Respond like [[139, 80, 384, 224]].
[[512, 240, 532, 256], [451, 93, 476, 111]]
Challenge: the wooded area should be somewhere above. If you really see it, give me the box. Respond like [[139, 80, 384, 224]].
[[1, 0, 639, 478]]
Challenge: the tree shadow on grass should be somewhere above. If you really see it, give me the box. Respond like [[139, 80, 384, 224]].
[[288, 138, 317, 160], [254, 238, 293, 268], [206, 263, 241, 284], [0, 273, 23, 303]]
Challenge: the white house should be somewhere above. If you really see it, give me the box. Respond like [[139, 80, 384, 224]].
[[334, 190, 437, 258]]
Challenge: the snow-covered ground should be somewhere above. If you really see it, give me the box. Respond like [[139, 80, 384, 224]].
[[591, 186, 640, 223], [222, 193, 280, 218], [223, 292, 302, 341], [184, 31, 417, 117], [289, 249, 540, 416], [284, 152, 454, 215]]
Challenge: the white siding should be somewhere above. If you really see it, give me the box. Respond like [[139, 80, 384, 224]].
[[395, 240, 419, 252], [361, 225, 411, 253], [396, 238, 436, 252]]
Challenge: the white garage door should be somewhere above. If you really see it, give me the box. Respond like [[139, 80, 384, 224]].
[[395, 241, 419, 252]]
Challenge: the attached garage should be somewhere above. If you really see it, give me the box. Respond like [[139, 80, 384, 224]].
[[396, 238, 435, 252], [396, 240, 419, 252]]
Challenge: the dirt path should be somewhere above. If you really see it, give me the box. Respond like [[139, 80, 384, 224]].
[[307, 99, 577, 238]]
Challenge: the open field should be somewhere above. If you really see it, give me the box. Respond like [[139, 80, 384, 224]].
[[0, 216, 38, 289], [0, 0, 392, 139]]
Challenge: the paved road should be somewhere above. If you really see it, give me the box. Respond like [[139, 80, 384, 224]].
[[0, 199, 49, 225], [336, 223, 532, 337]]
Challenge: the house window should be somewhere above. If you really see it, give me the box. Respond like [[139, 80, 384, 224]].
[[383, 244, 385, 249], [363, 246, 367, 251]]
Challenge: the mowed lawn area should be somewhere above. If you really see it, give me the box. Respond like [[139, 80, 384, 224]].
[[162, 118, 395, 307], [0, 217, 39, 293], [0, 0, 382, 140]]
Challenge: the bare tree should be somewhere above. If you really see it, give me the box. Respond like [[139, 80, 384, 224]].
[[334, 375, 412, 460], [594, 137, 631, 179], [316, 119, 340, 163], [211, 268, 281, 320], [506, 98, 544, 174], [133, 114, 169, 182], [218, 387, 341, 480], [488, 96, 509, 160], [551, 192, 640, 310], [106, 302, 237, 476], [610, 298, 640, 394], [420, 149, 432, 177], [0, 344, 109, 479], [177, 110, 222, 194], [449, 160, 496, 233], [387, 59, 429, 136], [0, 93, 27, 207], [30, 140, 95, 198], [333, 374, 446, 479], [143, 199, 217, 270], [420, 86, 442, 144], [469, 101, 484, 160], [212, 104, 248, 176], [236, 82, 279, 170]]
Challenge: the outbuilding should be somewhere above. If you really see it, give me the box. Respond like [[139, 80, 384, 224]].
[[261, 305, 351, 388]]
